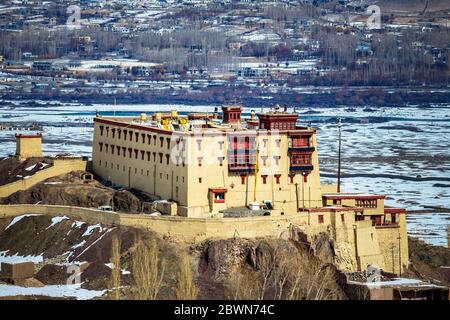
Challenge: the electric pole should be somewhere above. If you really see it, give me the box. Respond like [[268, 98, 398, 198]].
[[337, 118, 343, 193]]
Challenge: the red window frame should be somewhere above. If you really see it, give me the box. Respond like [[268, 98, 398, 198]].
[[318, 215, 324, 224]]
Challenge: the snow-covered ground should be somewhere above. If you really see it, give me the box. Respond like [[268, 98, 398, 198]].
[[0, 251, 43, 271], [0, 101, 448, 246], [0, 283, 105, 300]]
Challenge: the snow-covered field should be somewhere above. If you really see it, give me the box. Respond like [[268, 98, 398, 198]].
[[0, 101, 448, 246]]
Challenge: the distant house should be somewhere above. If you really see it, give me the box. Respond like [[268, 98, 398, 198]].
[[32, 61, 53, 72]]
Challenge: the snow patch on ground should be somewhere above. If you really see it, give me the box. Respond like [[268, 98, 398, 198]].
[[46, 216, 70, 229], [25, 164, 36, 171], [82, 224, 103, 237], [72, 221, 85, 229], [0, 251, 44, 271], [105, 263, 131, 275], [71, 240, 86, 249], [5, 214, 41, 230], [0, 283, 106, 300]]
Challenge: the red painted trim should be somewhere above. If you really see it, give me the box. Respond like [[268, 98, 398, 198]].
[[95, 117, 173, 136], [95, 117, 316, 137], [300, 207, 365, 213], [384, 208, 406, 214], [323, 195, 385, 200], [209, 188, 228, 194], [15, 133, 42, 139], [375, 224, 400, 229]]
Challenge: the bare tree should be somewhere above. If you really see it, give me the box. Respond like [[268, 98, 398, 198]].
[[132, 238, 166, 300], [175, 252, 198, 300], [108, 235, 121, 300]]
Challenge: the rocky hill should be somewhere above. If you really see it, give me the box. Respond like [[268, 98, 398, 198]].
[[0, 214, 351, 300], [0, 171, 141, 213]]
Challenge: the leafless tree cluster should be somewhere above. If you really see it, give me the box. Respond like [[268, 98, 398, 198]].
[[226, 242, 342, 300]]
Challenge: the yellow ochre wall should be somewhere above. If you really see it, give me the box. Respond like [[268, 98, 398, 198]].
[[0, 158, 87, 198], [16, 135, 43, 159]]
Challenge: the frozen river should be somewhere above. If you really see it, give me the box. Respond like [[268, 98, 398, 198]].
[[0, 101, 449, 247]]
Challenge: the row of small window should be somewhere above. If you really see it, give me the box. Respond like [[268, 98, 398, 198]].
[[97, 160, 185, 183], [99, 143, 180, 165], [240, 173, 308, 185], [355, 199, 378, 208], [290, 153, 313, 166], [99, 125, 174, 149], [99, 125, 283, 152]]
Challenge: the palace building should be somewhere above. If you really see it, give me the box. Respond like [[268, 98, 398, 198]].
[[93, 106, 323, 217], [92, 106, 409, 274]]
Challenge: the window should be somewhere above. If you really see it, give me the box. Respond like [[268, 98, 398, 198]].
[[356, 199, 377, 208], [240, 175, 246, 185], [333, 199, 341, 205], [166, 154, 170, 165], [391, 214, 397, 224], [159, 153, 163, 164], [105, 144, 109, 154], [261, 175, 268, 184], [198, 177, 202, 183], [167, 138, 171, 149], [289, 174, 295, 184], [341, 214, 345, 223], [273, 156, 280, 166], [160, 137, 164, 147], [214, 192, 225, 203], [111, 128, 116, 139], [291, 136, 310, 148], [275, 139, 281, 147], [135, 132, 139, 142], [318, 215, 324, 224], [370, 215, 382, 226], [198, 157, 203, 167], [197, 139, 202, 151], [99, 126, 104, 136], [291, 153, 312, 166], [261, 156, 268, 166], [99, 142, 103, 152], [124, 130, 127, 140], [141, 150, 145, 160], [141, 133, 145, 143], [218, 157, 224, 166], [275, 174, 281, 184], [303, 174, 308, 183], [134, 149, 138, 159]]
